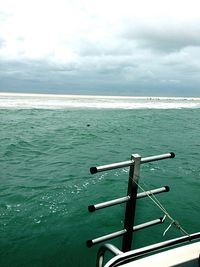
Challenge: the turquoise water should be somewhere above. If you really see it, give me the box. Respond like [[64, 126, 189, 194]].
[[0, 98, 200, 266]]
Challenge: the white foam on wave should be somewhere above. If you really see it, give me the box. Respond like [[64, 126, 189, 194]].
[[0, 93, 200, 109]]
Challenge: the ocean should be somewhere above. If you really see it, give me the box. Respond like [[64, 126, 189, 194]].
[[0, 94, 199, 267]]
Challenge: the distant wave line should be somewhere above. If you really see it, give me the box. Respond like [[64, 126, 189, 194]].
[[0, 92, 200, 101], [1, 95, 200, 109]]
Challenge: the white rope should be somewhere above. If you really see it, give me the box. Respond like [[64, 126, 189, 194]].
[[134, 179, 190, 237]]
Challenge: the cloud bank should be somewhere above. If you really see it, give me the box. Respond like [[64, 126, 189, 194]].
[[0, 0, 200, 96]]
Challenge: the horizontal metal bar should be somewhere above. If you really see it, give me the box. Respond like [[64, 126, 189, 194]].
[[90, 153, 175, 174], [86, 217, 164, 247], [88, 196, 130, 212], [87, 217, 165, 248], [87, 229, 127, 248], [107, 232, 200, 267], [133, 217, 165, 232], [88, 186, 169, 212], [137, 186, 170, 199], [141, 152, 175, 164], [90, 160, 133, 174]]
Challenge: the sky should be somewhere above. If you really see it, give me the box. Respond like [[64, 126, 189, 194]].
[[0, 0, 200, 96]]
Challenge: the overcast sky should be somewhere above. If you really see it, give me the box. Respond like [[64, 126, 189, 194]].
[[1, 0, 200, 96]]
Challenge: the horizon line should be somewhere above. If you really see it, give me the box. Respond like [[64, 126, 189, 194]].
[[1, 92, 200, 101]]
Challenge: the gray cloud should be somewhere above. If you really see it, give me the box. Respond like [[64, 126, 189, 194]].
[[122, 20, 200, 52], [1, 5, 200, 96], [1, 44, 200, 97]]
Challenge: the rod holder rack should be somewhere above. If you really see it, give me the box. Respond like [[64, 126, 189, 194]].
[[87, 152, 175, 252]]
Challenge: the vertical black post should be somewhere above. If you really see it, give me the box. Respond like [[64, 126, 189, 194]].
[[122, 154, 141, 252]]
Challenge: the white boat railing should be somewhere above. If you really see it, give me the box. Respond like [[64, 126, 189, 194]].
[[100, 232, 200, 267]]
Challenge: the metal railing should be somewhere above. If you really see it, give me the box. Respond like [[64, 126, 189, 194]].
[[86, 152, 175, 252], [99, 232, 200, 267]]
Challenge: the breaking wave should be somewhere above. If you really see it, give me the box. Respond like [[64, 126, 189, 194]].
[[0, 93, 200, 109]]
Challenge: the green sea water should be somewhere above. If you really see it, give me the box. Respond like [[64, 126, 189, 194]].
[[0, 105, 200, 266]]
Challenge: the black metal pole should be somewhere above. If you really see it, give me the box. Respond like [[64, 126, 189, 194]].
[[122, 154, 141, 252]]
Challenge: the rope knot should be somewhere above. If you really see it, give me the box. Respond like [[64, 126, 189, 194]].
[[173, 220, 181, 229]]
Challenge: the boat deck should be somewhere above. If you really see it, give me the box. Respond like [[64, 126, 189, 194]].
[[109, 242, 200, 267]]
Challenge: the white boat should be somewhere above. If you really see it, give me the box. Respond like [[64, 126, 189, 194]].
[[87, 153, 200, 267]]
